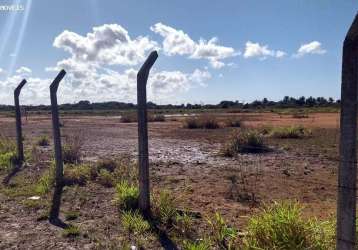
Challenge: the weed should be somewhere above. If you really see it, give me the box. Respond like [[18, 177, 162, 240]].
[[153, 190, 177, 225], [37, 135, 50, 146], [225, 118, 242, 127], [175, 211, 195, 237], [182, 239, 212, 250], [35, 163, 55, 195], [0, 134, 17, 172], [183, 115, 220, 129], [62, 225, 80, 238], [269, 126, 311, 139], [63, 132, 83, 164], [121, 210, 150, 235], [149, 114, 165, 122], [243, 201, 335, 249], [64, 164, 92, 186], [114, 180, 139, 210], [22, 199, 43, 210], [207, 212, 237, 249], [64, 211, 80, 221], [96, 158, 117, 172], [221, 130, 268, 156], [97, 169, 114, 187]]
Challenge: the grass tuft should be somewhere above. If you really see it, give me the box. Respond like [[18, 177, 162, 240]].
[[269, 126, 311, 139], [114, 180, 139, 210], [183, 115, 220, 129], [62, 225, 80, 238], [121, 210, 150, 235]]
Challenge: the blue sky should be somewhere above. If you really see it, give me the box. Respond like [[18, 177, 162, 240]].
[[0, 0, 356, 105]]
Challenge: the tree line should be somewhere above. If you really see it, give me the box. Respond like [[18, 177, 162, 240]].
[[0, 96, 340, 112]]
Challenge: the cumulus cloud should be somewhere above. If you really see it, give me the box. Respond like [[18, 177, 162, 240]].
[[53, 24, 158, 66], [243, 41, 286, 60], [151, 23, 238, 68], [15, 66, 32, 75], [294, 41, 326, 58]]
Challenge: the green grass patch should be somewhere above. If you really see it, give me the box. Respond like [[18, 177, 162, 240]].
[[62, 225, 80, 238], [121, 210, 150, 235], [114, 180, 139, 210]]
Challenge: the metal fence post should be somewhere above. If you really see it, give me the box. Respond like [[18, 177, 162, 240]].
[[337, 13, 358, 250], [14, 79, 27, 164], [137, 51, 158, 217], [48, 69, 67, 227]]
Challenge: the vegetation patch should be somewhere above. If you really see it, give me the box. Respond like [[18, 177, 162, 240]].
[[183, 115, 220, 129], [64, 211, 80, 221], [37, 135, 50, 146], [269, 126, 311, 139], [63, 133, 83, 164], [114, 180, 139, 210], [152, 190, 178, 225], [121, 210, 150, 235], [64, 164, 93, 186], [207, 212, 237, 249], [120, 112, 137, 123], [221, 130, 269, 156], [34, 163, 55, 195], [0, 135, 17, 172], [62, 225, 80, 238], [97, 169, 114, 187], [243, 201, 335, 249], [224, 118, 242, 128]]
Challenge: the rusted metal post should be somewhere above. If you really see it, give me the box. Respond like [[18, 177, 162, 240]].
[[14, 79, 27, 164], [137, 51, 158, 217], [337, 13, 358, 250], [48, 70, 66, 227]]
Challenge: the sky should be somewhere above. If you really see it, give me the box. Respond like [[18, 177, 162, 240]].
[[0, 0, 356, 105]]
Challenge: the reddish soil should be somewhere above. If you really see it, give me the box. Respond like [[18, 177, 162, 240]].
[[0, 112, 341, 249]]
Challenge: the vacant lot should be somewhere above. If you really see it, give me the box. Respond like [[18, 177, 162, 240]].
[[0, 111, 341, 249]]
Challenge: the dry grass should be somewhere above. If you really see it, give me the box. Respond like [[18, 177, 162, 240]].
[[183, 115, 220, 129]]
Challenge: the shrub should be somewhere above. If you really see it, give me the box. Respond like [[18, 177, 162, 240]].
[[62, 225, 80, 238], [97, 169, 114, 187], [225, 118, 242, 128], [183, 115, 220, 129], [114, 181, 139, 210], [153, 190, 177, 225], [221, 131, 268, 156], [37, 135, 50, 146], [149, 114, 165, 122], [120, 113, 137, 123], [64, 164, 92, 186], [121, 210, 150, 235], [269, 126, 311, 139], [175, 211, 195, 237], [62, 133, 83, 164], [207, 212, 237, 249], [243, 201, 335, 249], [96, 158, 117, 172], [0, 135, 17, 171]]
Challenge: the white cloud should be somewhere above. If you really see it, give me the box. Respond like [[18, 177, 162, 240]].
[[243, 41, 286, 60], [53, 24, 158, 66], [294, 41, 326, 58], [15, 66, 32, 75], [151, 23, 238, 68]]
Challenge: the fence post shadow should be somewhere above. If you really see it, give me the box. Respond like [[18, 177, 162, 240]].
[[48, 69, 67, 228]]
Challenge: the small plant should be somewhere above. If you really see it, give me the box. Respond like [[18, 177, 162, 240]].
[[120, 113, 137, 123], [97, 169, 114, 187], [64, 164, 92, 186], [221, 130, 268, 156], [269, 126, 311, 139], [243, 201, 335, 249], [207, 212, 237, 249], [62, 132, 83, 164], [175, 211, 195, 237], [153, 190, 178, 225], [114, 180, 139, 210], [182, 239, 212, 250], [35, 163, 55, 195], [64, 211, 80, 221], [37, 135, 50, 146], [96, 158, 117, 172], [0, 134, 17, 172], [225, 118, 242, 127], [121, 210, 150, 235], [62, 225, 80, 238]]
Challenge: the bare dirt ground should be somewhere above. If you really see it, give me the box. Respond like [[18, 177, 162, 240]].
[[0, 112, 341, 249]]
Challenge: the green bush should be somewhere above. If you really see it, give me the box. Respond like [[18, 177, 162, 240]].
[[114, 180, 139, 210], [121, 210, 150, 235], [269, 126, 311, 139], [221, 130, 268, 156], [243, 201, 335, 250], [153, 190, 177, 225], [64, 164, 92, 186]]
